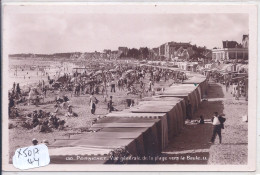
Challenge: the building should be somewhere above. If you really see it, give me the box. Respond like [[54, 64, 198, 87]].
[[222, 41, 239, 48], [118, 47, 128, 56], [103, 49, 112, 58], [212, 48, 248, 62], [152, 48, 159, 55], [103, 49, 112, 55], [212, 35, 249, 62], [158, 41, 193, 60], [242, 35, 249, 48]]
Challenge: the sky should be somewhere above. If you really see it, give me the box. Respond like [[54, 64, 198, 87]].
[[5, 12, 248, 54]]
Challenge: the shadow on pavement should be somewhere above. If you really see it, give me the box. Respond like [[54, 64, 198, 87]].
[[207, 83, 225, 99]]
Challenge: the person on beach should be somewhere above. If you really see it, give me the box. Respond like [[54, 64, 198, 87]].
[[43, 86, 47, 98], [32, 138, 38, 146], [148, 79, 153, 92], [108, 96, 114, 113], [35, 95, 40, 107], [90, 92, 98, 115], [232, 82, 237, 96], [140, 80, 144, 89], [225, 81, 229, 92], [16, 83, 21, 95], [28, 88, 34, 106], [75, 83, 80, 96], [117, 79, 122, 91], [209, 112, 226, 144], [110, 79, 116, 93], [199, 115, 205, 124], [66, 105, 74, 117], [8, 92, 15, 115], [235, 83, 240, 100]]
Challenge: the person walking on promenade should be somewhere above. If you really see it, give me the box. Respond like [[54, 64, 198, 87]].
[[235, 83, 240, 100], [89, 92, 98, 115], [209, 112, 226, 144], [225, 81, 230, 93]]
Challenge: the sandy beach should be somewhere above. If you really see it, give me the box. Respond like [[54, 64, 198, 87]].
[[8, 58, 177, 162]]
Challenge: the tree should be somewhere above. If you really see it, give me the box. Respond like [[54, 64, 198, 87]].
[[127, 48, 140, 58], [190, 45, 207, 61], [182, 50, 190, 61], [139, 47, 149, 59], [119, 52, 126, 58]]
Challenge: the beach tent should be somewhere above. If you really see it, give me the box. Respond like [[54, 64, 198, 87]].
[[70, 131, 142, 140], [157, 84, 200, 116], [28, 88, 42, 100], [68, 131, 146, 162], [141, 96, 186, 127], [49, 137, 135, 149], [105, 111, 168, 151], [93, 117, 161, 157], [130, 100, 183, 141], [182, 74, 208, 98], [49, 136, 141, 164], [89, 120, 159, 157]]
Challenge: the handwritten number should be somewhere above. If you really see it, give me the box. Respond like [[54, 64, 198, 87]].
[[15, 145, 46, 168], [28, 150, 32, 156], [34, 157, 40, 166], [23, 148, 28, 157], [34, 148, 39, 155], [27, 158, 33, 164]]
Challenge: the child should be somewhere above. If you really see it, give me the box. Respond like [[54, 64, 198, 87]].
[[199, 115, 205, 124]]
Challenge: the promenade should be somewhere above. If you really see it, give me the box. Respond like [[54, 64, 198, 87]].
[[158, 81, 248, 164]]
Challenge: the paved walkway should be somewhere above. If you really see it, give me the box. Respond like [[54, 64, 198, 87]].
[[158, 81, 248, 164]]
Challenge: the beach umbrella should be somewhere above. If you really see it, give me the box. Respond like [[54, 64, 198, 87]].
[[70, 78, 76, 82], [126, 70, 134, 74], [93, 70, 102, 76], [96, 70, 102, 74], [109, 69, 117, 72]]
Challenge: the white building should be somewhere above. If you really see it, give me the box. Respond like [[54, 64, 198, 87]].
[[212, 35, 248, 62]]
